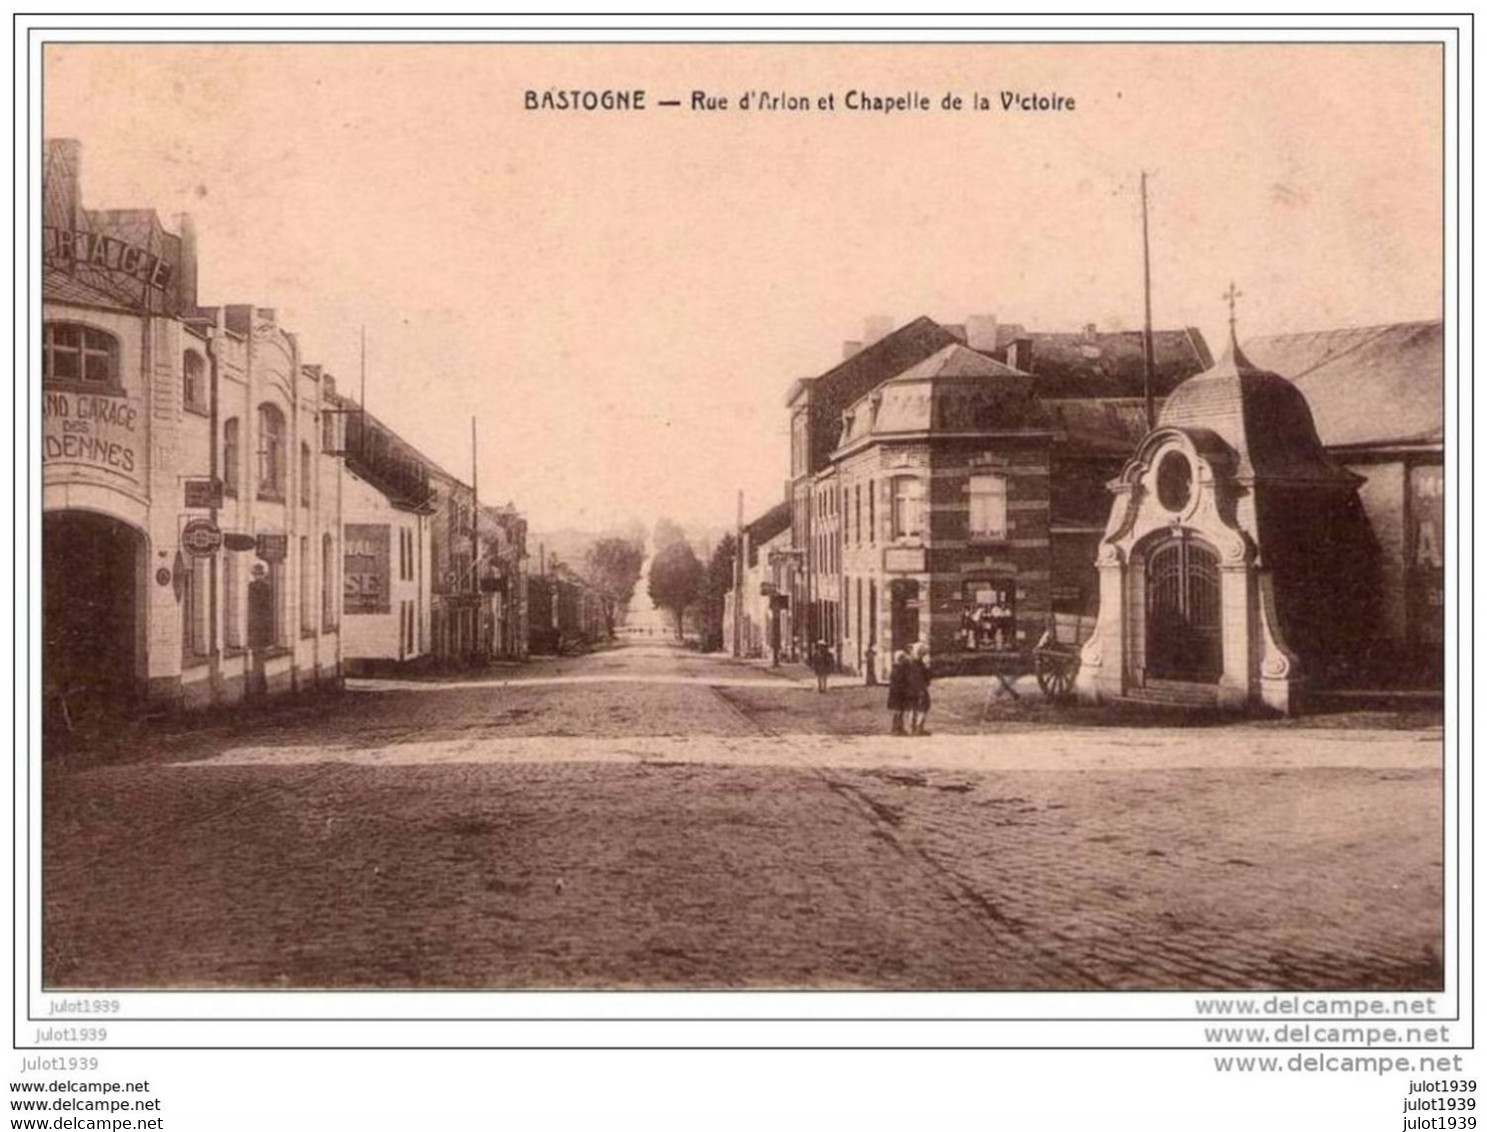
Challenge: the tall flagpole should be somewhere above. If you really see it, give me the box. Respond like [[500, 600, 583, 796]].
[[1141, 172, 1157, 430]]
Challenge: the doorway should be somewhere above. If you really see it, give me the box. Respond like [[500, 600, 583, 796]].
[[43, 510, 145, 725], [1145, 537, 1222, 681]]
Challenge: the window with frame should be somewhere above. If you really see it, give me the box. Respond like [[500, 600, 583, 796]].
[[257, 403, 286, 500], [300, 536, 313, 634], [183, 349, 208, 414], [43, 322, 118, 387], [891, 476, 924, 539], [969, 474, 1009, 540], [223, 418, 240, 497]]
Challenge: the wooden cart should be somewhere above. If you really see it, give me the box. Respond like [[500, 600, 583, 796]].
[[1031, 612, 1099, 701]]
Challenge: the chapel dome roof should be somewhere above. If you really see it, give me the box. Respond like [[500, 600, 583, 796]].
[[1157, 336, 1355, 484]]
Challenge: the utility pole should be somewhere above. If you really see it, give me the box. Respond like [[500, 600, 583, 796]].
[[1140, 171, 1157, 431], [471, 415, 482, 658], [733, 490, 744, 657]]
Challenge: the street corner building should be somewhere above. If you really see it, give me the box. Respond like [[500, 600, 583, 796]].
[[41, 139, 344, 725], [1076, 323, 1444, 713], [780, 314, 1211, 681]]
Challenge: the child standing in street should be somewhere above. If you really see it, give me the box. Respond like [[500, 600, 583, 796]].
[[887, 649, 911, 734], [908, 642, 933, 735]]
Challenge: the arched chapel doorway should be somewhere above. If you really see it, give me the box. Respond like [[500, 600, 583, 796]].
[[1144, 536, 1222, 682]]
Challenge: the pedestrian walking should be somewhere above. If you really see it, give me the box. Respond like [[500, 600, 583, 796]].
[[811, 639, 833, 693], [887, 649, 911, 734], [908, 642, 933, 735], [864, 643, 878, 686]]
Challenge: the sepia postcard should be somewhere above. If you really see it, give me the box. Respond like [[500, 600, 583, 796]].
[[33, 34, 1450, 1014]]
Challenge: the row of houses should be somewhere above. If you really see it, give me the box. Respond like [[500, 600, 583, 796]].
[[40, 138, 534, 724], [731, 309, 1443, 710]]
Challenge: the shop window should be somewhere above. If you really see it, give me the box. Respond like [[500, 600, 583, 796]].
[[43, 322, 118, 387], [183, 349, 208, 414], [300, 441, 312, 507], [891, 476, 924, 539], [969, 475, 1009, 540], [222, 418, 240, 497], [960, 580, 1017, 652], [257, 403, 286, 500]]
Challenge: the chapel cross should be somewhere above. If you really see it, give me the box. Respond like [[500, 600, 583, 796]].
[[1222, 281, 1244, 343]]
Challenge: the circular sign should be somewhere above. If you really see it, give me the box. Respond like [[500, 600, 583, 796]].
[[155, 567, 172, 587], [181, 518, 223, 557]]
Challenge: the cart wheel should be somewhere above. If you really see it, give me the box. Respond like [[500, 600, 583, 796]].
[[1035, 653, 1078, 701]]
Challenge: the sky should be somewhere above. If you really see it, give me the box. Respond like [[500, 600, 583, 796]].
[[43, 42, 1444, 531]]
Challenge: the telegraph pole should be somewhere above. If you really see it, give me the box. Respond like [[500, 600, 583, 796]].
[[733, 490, 744, 656], [1141, 172, 1157, 431]]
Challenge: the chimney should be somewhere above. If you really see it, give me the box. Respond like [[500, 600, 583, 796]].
[[224, 304, 254, 337], [862, 315, 894, 346], [842, 340, 863, 360], [175, 213, 199, 312], [965, 314, 999, 352], [1007, 337, 1034, 373], [1083, 322, 1098, 341]]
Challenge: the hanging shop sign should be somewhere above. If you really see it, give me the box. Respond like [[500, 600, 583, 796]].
[[181, 518, 223, 558], [223, 532, 258, 552], [184, 478, 223, 510], [255, 533, 288, 563]]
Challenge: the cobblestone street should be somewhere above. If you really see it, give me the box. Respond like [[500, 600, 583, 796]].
[[43, 642, 1444, 991]]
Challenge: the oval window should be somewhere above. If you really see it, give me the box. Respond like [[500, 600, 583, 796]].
[[1156, 451, 1192, 512]]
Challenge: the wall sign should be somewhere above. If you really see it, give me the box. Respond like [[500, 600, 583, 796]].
[[883, 546, 926, 573], [344, 524, 391, 615], [42, 390, 141, 487], [1408, 465, 1444, 644]]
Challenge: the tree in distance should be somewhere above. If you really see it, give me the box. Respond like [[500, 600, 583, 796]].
[[585, 536, 645, 637], [699, 533, 737, 652], [647, 540, 704, 639], [652, 517, 688, 554]]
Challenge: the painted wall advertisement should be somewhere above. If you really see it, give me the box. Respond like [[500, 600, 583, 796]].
[[344, 523, 391, 615], [1408, 464, 1444, 644], [42, 389, 142, 486]]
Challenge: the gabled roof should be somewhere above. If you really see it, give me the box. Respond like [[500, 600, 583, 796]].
[[794, 316, 962, 472], [989, 326, 1212, 398], [888, 342, 1027, 383], [1042, 398, 1157, 456], [745, 499, 792, 545], [836, 343, 1045, 450], [1242, 321, 1443, 450]]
